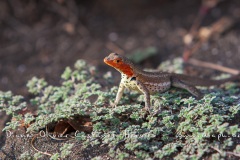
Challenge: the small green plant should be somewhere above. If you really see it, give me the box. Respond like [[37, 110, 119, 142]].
[[1, 58, 240, 159], [49, 143, 74, 159]]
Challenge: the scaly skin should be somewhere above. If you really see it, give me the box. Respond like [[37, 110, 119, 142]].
[[104, 53, 239, 111]]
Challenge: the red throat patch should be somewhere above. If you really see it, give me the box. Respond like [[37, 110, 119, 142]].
[[104, 58, 134, 78], [118, 63, 134, 78]]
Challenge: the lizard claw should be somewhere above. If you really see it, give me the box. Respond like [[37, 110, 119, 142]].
[[140, 106, 151, 117], [110, 101, 117, 108], [144, 106, 150, 112], [143, 106, 162, 116]]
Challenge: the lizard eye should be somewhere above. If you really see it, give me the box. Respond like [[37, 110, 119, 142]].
[[115, 59, 121, 63]]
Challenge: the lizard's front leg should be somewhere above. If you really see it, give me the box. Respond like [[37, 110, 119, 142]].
[[113, 82, 125, 107], [135, 80, 151, 111]]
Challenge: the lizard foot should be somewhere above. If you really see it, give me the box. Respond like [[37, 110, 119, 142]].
[[140, 106, 152, 117], [143, 106, 162, 116], [110, 101, 117, 108]]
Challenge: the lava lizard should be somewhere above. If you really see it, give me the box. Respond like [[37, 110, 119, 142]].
[[104, 53, 239, 111]]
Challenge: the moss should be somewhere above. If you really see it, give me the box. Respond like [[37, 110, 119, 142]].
[[1, 58, 240, 159]]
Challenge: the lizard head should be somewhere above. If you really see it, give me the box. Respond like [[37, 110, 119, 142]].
[[104, 53, 134, 77]]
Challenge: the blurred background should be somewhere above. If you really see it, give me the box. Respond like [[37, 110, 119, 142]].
[[0, 0, 240, 97], [0, 0, 240, 149]]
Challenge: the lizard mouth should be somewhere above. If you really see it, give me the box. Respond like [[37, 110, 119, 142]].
[[104, 57, 116, 69], [103, 57, 111, 65], [103, 57, 108, 63]]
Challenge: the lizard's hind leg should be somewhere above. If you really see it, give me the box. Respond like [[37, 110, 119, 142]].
[[171, 77, 204, 99]]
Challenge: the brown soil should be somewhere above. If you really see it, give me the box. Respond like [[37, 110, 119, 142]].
[[0, 0, 240, 159]]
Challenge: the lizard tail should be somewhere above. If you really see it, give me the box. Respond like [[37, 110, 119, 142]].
[[174, 74, 240, 87]]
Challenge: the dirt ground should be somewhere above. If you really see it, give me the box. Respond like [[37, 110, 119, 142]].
[[0, 0, 240, 159]]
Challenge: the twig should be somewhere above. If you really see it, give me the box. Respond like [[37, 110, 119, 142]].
[[187, 58, 240, 75], [183, 0, 220, 61], [188, 0, 213, 38], [31, 133, 61, 159], [183, 15, 234, 61], [210, 146, 240, 157], [183, 41, 203, 61], [31, 134, 52, 156]]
